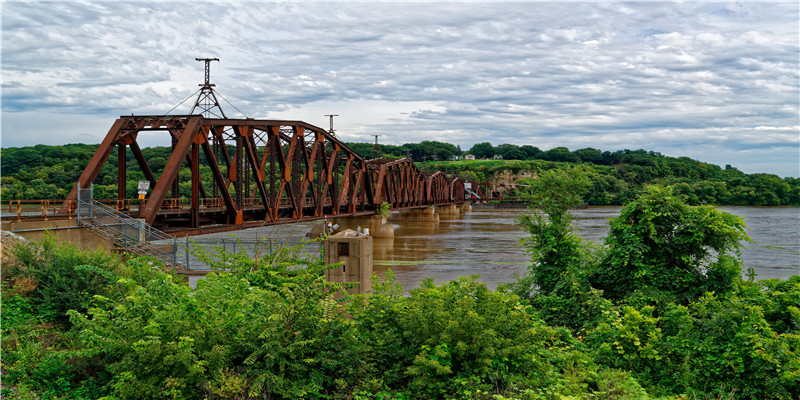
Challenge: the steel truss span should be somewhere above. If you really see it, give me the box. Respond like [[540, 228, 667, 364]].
[[61, 115, 466, 233]]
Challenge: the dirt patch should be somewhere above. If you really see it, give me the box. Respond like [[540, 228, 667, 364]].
[[1, 230, 27, 268], [1, 231, 37, 295]]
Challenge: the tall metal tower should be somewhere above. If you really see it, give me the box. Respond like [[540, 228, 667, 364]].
[[190, 58, 226, 118]]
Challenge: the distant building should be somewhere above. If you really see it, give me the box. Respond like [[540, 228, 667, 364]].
[[492, 154, 503, 160], [464, 154, 476, 160]]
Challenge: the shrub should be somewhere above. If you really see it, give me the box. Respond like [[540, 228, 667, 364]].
[[592, 186, 751, 304]]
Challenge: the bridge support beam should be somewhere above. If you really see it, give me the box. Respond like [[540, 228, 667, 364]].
[[457, 203, 473, 213], [390, 207, 439, 223], [323, 230, 373, 295]]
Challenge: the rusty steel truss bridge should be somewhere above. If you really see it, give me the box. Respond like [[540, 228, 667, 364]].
[[49, 59, 475, 236], [59, 115, 467, 235]]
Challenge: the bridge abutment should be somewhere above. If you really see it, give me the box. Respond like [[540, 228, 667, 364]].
[[1, 219, 113, 252]]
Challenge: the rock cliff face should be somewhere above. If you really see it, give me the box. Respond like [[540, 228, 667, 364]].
[[489, 169, 537, 196], [494, 169, 538, 186]]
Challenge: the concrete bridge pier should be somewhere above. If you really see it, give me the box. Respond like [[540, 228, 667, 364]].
[[436, 204, 460, 219], [334, 215, 394, 238], [307, 215, 394, 239], [457, 203, 473, 213], [390, 207, 440, 223], [323, 229, 373, 295]]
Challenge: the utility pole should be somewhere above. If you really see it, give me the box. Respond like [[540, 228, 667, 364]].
[[372, 134, 382, 152], [325, 114, 338, 136]]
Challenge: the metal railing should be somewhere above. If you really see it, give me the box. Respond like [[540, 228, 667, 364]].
[[5, 199, 76, 221], [76, 184, 187, 269]]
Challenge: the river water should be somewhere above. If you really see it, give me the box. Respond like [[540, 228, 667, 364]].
[[189, 206, 799, 290]]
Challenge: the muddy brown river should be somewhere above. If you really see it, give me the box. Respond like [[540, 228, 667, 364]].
[[188, 206, 799, 290]]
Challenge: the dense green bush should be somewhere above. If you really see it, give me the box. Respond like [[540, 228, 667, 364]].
[[3, 236, 654, 399], [511, 180, 800, 399], [2, 182, 798, 399], [1, 235, 165, 399], [586, 288, 800, 399], [591, 186, 750, 305]]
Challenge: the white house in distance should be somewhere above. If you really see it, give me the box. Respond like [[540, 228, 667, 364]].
[[492, 154, 503, 160], [464, 154, 476, 160]]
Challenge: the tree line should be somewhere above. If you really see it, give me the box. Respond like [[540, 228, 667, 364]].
[[2, 143, 798, 206]]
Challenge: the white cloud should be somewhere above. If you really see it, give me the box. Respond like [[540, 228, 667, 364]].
[[1, 1, 798, 177]]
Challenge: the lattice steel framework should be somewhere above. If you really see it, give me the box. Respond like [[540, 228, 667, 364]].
[[61, 115, 466, 232]]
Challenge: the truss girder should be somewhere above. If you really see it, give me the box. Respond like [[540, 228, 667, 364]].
[[63, 115, 467, 231]]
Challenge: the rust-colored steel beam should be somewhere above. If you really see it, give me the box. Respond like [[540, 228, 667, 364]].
[[140, 116, 203, 225], [60, 118, 125, 212], [66, 114, 467, 233]]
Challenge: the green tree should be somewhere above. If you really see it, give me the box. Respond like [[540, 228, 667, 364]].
[[512, 169, 602, 329], [535, 147, 580, 163], [468, 142, 494, 158], [592, 186, 751, 305], [520, 145, 541, 159], [573, 147, 603, 164], [495, 144, 525, 160]]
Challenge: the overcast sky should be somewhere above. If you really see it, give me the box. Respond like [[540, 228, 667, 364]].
[[2, 1, 798, 177]]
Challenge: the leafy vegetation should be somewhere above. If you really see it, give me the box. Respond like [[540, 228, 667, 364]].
[[3, 234, 649, 399], [508, 173, 799, 399], [430, 157, 799, 206], [2, 143, 797, 206], [1, 178, 798, 398]]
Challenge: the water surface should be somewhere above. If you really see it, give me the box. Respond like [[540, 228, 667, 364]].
[[374, 206, 799, 290], [188, 206, 799, 290]]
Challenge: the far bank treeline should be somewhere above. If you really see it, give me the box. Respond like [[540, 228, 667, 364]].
[[1, 141, 798, 206]]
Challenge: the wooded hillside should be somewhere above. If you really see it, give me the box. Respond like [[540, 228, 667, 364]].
[[2, 143, 798, 205]]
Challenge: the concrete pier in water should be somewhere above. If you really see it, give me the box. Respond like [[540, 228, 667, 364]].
[[323, 229, 373, 295]]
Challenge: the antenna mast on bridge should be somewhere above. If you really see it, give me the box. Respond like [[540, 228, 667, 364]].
[[190, 57, 226, 118], [324, 114, 338, 137]]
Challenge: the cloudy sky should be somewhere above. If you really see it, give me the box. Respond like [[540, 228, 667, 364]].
[[2, 1, 798, 177]]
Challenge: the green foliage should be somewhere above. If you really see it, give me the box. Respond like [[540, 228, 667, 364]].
[[1, 233, 151, 324], [592, 186, 751, 304], [511, 169, 609, 330], [1, 237, 165, 400], [2, 236, 653, 399], [516, 174, 586, 295], [587, 292, 800, 399], [3, 208, 797, 400], [379, 201, 392, 217], [511, 181, 799, 399], [3, 143, 797, 205], [469, 142, 495, 158], [347, 274, 649, 399]]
